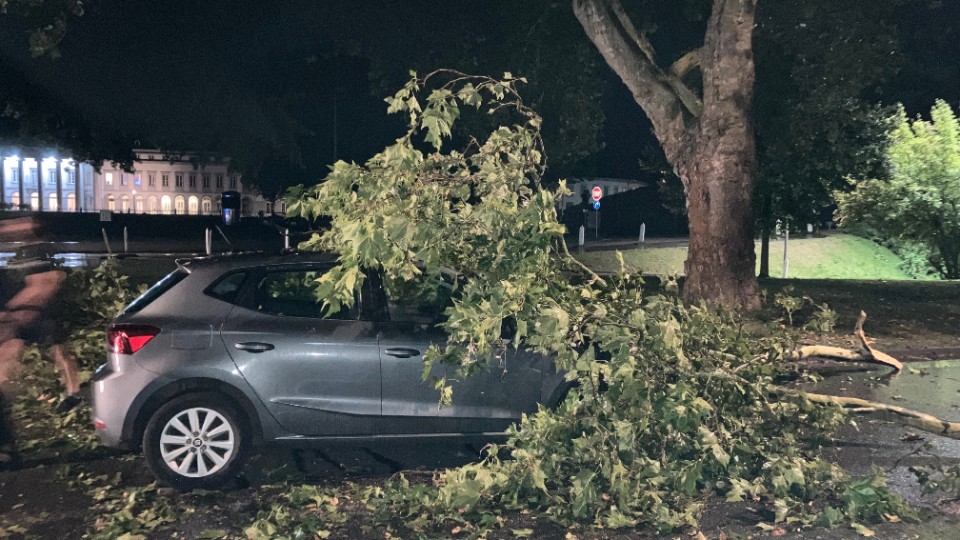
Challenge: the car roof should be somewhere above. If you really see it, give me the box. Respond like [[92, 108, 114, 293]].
[[175, 251, 340, 273]]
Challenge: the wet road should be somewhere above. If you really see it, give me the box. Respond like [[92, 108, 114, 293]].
[[811, 360, 960, 508]]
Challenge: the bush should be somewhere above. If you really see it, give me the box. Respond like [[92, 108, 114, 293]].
[[836, 100, 960, 279]]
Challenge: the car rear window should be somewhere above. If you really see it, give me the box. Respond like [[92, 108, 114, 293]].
[[120, 267, 189, 315]]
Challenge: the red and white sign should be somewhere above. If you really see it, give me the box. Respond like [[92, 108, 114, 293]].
[[591, 186, 603, 201]]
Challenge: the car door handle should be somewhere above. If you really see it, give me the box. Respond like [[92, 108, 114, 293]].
[[384, 347, 421, 358], [235, 342, 275, 353]]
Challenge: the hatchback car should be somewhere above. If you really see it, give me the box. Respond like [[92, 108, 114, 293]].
[[92, 253, 568, 490]]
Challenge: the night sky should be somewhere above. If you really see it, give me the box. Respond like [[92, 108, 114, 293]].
[[0, 1, 957, 192]]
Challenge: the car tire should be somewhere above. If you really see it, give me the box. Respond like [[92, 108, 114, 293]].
[[142, 392, 248, 491]]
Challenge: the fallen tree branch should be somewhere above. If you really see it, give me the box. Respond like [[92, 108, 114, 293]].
[[790, 311, 904, 372], [796, 390, 960, 441]]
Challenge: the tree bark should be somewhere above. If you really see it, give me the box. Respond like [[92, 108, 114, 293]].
[[574, 0, 761, 309]]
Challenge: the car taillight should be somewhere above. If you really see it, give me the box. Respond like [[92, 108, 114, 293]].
[[107, 324, 160, 354]]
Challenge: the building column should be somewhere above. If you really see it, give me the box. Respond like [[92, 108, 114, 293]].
[[55, 158, 63, 212], [36, 160, 44, 211], [17, 158, 24, 210], [90, 166, 99, 212], [74, 160, 82, 212], [0, 159, 6, 208]]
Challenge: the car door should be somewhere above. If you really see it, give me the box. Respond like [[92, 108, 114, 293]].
[[221, 265, 381, 436], [372, 274, 544, 434]]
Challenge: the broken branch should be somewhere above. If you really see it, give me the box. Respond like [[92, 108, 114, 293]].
[[798, 391, 960, 441], [789, 311, 904, 372]]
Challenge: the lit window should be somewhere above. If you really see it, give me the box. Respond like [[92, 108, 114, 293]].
[[48, 193, 58, 211], [105, 172, 114, 186], [161, 195, 172, 214], [30, 192, 39, 210], [148, 196, 158, 213], [67, 193, 76, 211], [201, 196, 212, 214], [121, 196, 130, 212], [107, 195, 116, 210], [134, 175, 142, 187], [175, 195, 185, 214], [188, 195, 199, 215]]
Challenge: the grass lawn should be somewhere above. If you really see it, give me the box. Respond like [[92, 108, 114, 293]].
[[576, 233, 916, 280]]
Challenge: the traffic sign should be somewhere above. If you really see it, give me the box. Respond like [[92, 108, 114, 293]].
[[593, 200, 601, 210], [591, 186, 603, 201]]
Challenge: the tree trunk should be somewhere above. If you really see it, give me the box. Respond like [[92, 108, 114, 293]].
[[940, 240, 960, 279], [574, 0, 761, 309], [683, 159, 760, 308]]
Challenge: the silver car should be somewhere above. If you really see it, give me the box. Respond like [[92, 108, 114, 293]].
[[92, 253, 567, 490]]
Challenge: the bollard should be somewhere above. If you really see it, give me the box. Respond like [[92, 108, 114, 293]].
[[578, 225, 585, 247], [284, 228, 290, 250], [205, 228, 212, 255], [123, 226, 128, 253], [101, 228, 112, 255], [639, 223, 646, 243]]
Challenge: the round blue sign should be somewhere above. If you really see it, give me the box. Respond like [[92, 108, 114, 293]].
[[593, 201, 601, 210]]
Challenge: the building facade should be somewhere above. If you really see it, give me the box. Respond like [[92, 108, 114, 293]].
[[1, 155, 95, 212], [1, 148, 275, 216], [97, 150, 242, 216], [557, 178, 648, 210]]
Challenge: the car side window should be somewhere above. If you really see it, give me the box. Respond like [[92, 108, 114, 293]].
[[204, 271, 248, 304], [255, 269, 359, 320], [384, 274, 453, 324]]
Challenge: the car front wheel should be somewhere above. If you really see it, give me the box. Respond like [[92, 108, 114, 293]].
[[142, 393, 248, 490]]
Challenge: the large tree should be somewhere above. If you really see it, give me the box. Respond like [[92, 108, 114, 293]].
[[574, 0, 761, 309]]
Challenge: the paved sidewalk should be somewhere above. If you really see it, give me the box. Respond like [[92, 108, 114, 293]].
[[567, 235, 690, 252]]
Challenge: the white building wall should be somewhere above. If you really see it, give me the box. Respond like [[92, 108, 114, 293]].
[[1, 148, 266, 217], [95, 150, 245, 216], [2, 154, 94, 212], [558, 178, 648, 210]]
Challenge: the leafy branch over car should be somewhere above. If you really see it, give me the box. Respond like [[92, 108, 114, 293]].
[[285, 71, 960, 534]]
